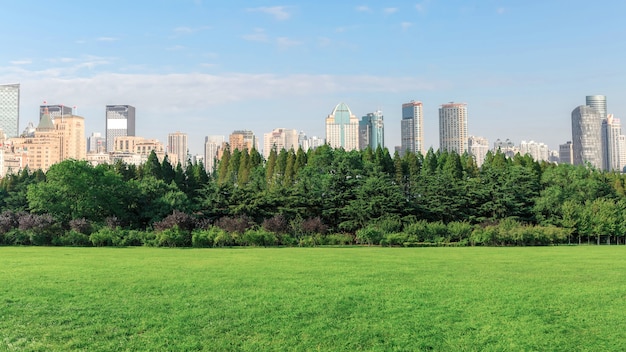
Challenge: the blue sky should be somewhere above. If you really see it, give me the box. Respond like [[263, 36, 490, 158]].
[[2, 0, 626, 155]]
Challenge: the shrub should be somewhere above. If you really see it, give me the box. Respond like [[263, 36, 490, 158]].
[[356, 226, 384, 246], [373, 216, 403, 234], [381, 232, 409, 247], [90, 228, 114, 247], [446, 221, 473, 243], [243, 228, 278, 247], [300, 217, 328, 235], [215, 215, 254, 234], [261, 214, 289, 234], [18, 213, 60, 246], [56, 230, 91, 247], [69, 218, 93, 235], [325, 233, 354, 245], [214, 229, 235, 247], [153, 210, 196, 232], [0, 210, 20, 234], [155, 226, 191, 247]]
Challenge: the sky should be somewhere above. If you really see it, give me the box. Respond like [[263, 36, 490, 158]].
[[2, 0, 626, 156]]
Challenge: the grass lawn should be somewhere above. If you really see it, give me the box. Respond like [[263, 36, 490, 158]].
[[1, 246, 626, 351]]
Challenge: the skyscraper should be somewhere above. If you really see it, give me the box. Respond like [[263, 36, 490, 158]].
[[359, 110, 384, 150], [40, 104, 72, 121], [439, 102, 468, 154], [571, 105, 602, 169], [263, 128, 298, 158], [204, 135, 225, 174], [229, 130, 256, 152], [106, 105, 136, 152], [325, 102, 359, 151], [602, 114, 622, 171], [468, 136, 489, 167], [586, 95, 607, 120], [0, 84, 19, 137], [87, 132, 106, 153], [559, 141, 573, 164], [401, 101, 424, 155], [168, 131, 188, 166]]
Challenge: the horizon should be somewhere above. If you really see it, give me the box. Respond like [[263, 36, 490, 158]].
[[2, 1, 625, 155]]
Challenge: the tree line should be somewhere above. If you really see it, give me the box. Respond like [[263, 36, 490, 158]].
[[1, 144, 625, 247]]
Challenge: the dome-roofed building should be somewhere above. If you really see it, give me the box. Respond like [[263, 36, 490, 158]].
[[325, 102, 359, 151]]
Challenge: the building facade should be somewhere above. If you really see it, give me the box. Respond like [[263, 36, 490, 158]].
[[439, 102, 468, 154], [263, 128, 299, 158], [325, 102, 359, 151], [519, 140, 549, 162], [106, 105, 136, 152], [0, 84, 19, 138], [572, 105, 602, 169], [204, 135, 225, 174], [601, 114, 623, 171], [559, 141, 573, 164], [167, 131, 188, 166], [400, 101, 424, 155], [87, 132, 106, 153], [229, 130, 256, 153], [359, 110, 384, 150], [468, 135, 489, 167], [40, 104, 72, 121]]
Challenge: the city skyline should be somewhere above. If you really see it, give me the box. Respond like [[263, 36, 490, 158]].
[[2, 1, 626, 155]]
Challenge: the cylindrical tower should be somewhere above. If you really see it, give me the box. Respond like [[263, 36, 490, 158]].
[[585, 95, 607, 119]]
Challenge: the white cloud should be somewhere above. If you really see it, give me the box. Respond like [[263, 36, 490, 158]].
[[496, 7, 506, 15], [401, 22, 413, 31], [10, 59, 32, 65], [247, 6, 291, 20], [173, 26, 211, 35], [276, 37, 302, 49], [384, 7, 398, 14], [242, 28, 269, 42], [96, 37, 119, 42], [356, 5, 371, 12], [415, 1, 430, 13]]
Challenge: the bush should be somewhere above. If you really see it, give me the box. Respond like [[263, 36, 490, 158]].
[[55, 230, 91, 246], [0, 210, 20, 234], [446, 221, 473, 243], [381, 232, 410, 246], [155, 226, 191, 247], [90, 228, 114, 247], [5, 229, 30, 245], [356, 226, 384, 246], [242, 228, 277, 247], [325, 233, 354, 245], [18, 213, 60, 246], [262, 214, 289, 234], [69, 218, 93, 235], [192, 227, 227, 248], [215, 216, 254, 234], [214, 229, 235, 247], [153, 210, 196, 232]]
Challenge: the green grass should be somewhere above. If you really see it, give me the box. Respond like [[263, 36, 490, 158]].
[[1, 247, 626, 351]]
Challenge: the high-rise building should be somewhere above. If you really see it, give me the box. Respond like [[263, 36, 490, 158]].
[[298, 132, 324, 151], [40, 104, 72, 121], [87, 132, 106, 153], [325, 102, 359, 151], [6, 108, 85, 172], [229, 130, 256, 152], [106, 105, 136, 152], [468, 136, 489, 167], [167, 131, 188, 166], [359, 110, 384, 150], [493, 138, 518, 158], [619, 135, 626, 172], [401, 101, 424, 155], [263, 128, 299, 158], [204, 135, 225, 174], [519, 140, 549, 162], [559, 141, 573, 164], [586, 95, 607, 120], [439, 102, 468, 154], [572, 105, 602, 169], [0, 84, 20, 138], [602, 114, 622, 171]]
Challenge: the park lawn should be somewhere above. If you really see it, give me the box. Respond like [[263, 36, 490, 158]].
[[1, 246, 626, 351]]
